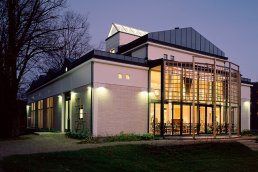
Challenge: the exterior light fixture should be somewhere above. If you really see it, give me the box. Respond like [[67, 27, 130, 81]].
[[118, 73, 123, 79], [79, 107, 83, 119], [125, 74, 130, 80], [65, 67, 68, 72]]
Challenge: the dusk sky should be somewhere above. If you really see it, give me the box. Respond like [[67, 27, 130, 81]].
[[68, 0, 258, 81]]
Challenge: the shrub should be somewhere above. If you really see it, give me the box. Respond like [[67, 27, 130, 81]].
[[108, 132, 154, 142], [241, 129, 258, 136], [140, 133, 154, 140], [66, 129, 93, 143]]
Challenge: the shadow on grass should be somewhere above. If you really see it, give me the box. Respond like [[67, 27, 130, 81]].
[[1, 142, 258, 172]]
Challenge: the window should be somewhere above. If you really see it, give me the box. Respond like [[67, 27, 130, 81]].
[[38, 100, 43, 128], [118, 73, 123, 79], [47, 97, 54, 129], [110, 48, 116, 53], [31, 102, 36, 128], [125, 74, 130, 80], [163, 54, 168, 59]]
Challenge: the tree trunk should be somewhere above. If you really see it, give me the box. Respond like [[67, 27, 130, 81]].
[[0, 75, 20, 138]]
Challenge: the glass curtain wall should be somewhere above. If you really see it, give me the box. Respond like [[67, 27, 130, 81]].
[[149, 59, 240, 136]]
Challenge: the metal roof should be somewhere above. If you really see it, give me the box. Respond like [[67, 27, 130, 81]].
[[108, 23, 148, 38], [148, 27, 225, 57]]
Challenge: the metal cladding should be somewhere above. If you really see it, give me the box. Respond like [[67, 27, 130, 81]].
[[148, 27, 225, 57]]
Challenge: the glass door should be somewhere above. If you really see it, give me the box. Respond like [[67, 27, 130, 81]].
[[172, 104, 181, 135], [207, 107, 213, 134], [149, 103, 161, 135], [182, 105, 191, 135], [199, 106, 206, 134]]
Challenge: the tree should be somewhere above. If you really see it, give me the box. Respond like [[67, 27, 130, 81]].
[[17, 10, 92, 99], [0, 0, 66, 138], [46, 11, 92, 70]]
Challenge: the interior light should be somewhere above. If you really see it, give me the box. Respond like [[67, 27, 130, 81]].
[[154, 89, 159, 97]]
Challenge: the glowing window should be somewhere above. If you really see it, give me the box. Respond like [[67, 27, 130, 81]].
[[126, 74, 130, 80], [118, 73, 123, 79]]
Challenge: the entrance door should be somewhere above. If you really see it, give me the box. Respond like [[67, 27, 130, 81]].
[[182, 105, 191, 135], [207, 107, 213, 133], [149, 103, 161, 135], [199, 106, 206, 134], [172, 104, 181, 135]]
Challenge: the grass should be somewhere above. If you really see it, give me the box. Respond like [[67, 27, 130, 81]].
[[1, 142, 258, 172]]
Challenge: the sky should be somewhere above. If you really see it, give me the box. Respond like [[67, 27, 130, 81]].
[[67, 0, 258, 81]]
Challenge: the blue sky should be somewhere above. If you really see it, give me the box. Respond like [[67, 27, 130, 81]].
[[68, 0, 258, 81]]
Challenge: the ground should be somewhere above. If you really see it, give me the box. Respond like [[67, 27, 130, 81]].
[[0, 133, 257, 172]]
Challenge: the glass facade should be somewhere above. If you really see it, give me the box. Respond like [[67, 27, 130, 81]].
[[149, 59, 240, 136]]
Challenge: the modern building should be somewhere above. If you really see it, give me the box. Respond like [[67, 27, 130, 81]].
[[241, 78, 252, 131], [26, 23, 251, 137], [251, 82, 258, 130]]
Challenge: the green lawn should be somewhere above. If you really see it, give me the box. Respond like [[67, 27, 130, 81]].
[[1, 142, 258, 172]]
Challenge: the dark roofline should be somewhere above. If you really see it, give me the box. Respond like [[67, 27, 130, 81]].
[[118, 35, 228, 60], [27, 50, 147, 94]]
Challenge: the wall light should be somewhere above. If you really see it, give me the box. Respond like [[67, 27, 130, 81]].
[[125, 74, 130, 80], [118, 73, 123, 79], [79, 108, 84, 119]]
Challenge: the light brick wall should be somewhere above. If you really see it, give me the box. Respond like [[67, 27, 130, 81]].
[[93, 83, 148, 136]]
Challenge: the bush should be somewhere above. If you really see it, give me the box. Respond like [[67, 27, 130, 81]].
[[140, 133, 154, 140], [66, 129, 93, 143], [241, 129, 258, 136], [108, 132, 154, 142]]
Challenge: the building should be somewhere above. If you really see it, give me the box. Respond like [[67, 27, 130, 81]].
[[26, 23, 251, 137], [251, 82, 258, 130], [241, 78, 252, 131]]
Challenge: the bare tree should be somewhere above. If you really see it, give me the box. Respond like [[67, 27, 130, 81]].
[[16, 11, 92, 100], [0, 0, 66, 138], [47, 11, 92, 70]]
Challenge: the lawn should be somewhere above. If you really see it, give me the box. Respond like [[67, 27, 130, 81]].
[[1, 142, 258, 172]]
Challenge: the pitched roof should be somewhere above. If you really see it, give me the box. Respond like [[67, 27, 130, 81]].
[[118, 27, 227, 60], [148, 27, 225, 57], [107, 23, 148, 38]]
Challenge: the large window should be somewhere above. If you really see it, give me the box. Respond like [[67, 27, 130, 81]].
[[149, 59, 240, 136], [47, 97, 54, 129], [31, 102, 36, 128], [38, 100, 43, 128]]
